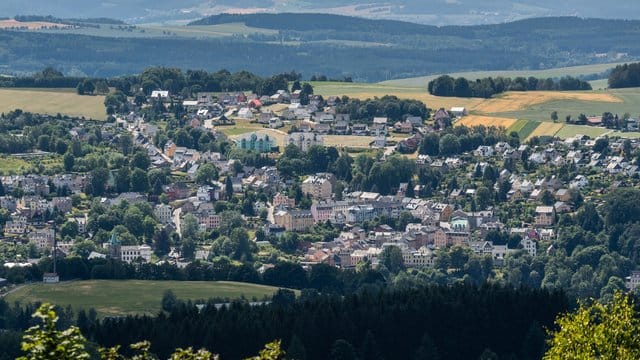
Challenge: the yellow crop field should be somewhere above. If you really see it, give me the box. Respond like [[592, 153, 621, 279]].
[[455, 115, 517, 129], [527, 122, 564, 139], [473, 91, 622, 113]]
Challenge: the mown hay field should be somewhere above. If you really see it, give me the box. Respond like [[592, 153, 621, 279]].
[[473, 91, 622, 114], [455, 115, 517, 129]]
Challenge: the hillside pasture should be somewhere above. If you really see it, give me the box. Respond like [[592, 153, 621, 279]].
[[492, 88, 640, 123], [0, 88, 106, 119], [5, 280, 288, 318]]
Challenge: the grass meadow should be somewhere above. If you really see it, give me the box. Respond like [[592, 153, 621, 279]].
[[5, 280, 289, 318]]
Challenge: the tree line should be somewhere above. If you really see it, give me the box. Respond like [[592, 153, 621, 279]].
[[87, 284, 567, 360], [608, 62, 640, 88], [428, 75, 592, 98]]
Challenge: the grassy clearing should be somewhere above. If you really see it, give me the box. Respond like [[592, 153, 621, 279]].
[[5, 280, 288, 318], [381, 62, 626, 87], [456, 115, 517, 129], [0, 156, 30, 175], [0, 88, 106, 119]]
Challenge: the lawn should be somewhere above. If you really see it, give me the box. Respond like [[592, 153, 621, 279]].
[[5, 280, 289, 318], [0, 88, 106, 119]]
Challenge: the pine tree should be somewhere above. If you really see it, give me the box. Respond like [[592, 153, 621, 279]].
[[414, 333, 439, 360], [287, 335, 306, 360], [329, 339, 358, 360], [225, 176, 234, 200], [360, 330, 384, 360]]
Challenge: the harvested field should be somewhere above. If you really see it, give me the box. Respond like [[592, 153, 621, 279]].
[[455, 115, 517, 129], [473, 91, 622, 113]]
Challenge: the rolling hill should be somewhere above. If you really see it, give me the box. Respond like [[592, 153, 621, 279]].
[[0, 14, 637, 81], [0, 0, 639, 25]]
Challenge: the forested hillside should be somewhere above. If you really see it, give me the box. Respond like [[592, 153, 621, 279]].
[[0, 285, 569, 360], [0, 15, 638, 81]]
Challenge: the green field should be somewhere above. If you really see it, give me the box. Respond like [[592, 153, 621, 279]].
[[0, 156, 30, 175], [554, 124, 611, 139], [5, 280, 288, 317], [516, 121, 541, 139], [381, 62, 625, 87], [0, 88, 106, 119]]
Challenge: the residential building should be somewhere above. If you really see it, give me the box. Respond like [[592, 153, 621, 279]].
[[273, 192, 295, 208], [301, 173, 336, 200], [273, 209, 314, 232], [285, 132, 324, 151], [234, 133, 276, 153], [29, 228, 55, 250], [154, 204, 173, 224], [534, 206, 556, 227]]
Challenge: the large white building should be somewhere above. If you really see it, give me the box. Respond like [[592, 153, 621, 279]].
[[106, 232, 152, 263], [285, 132, 324, 152], [119, 245, 152, 263]]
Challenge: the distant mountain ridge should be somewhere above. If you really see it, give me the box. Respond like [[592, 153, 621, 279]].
[[0, 14, 638, 81], [0, 0, 639, 25]]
